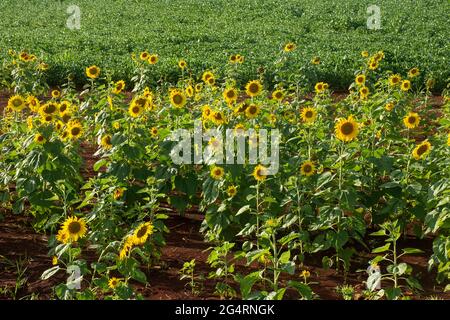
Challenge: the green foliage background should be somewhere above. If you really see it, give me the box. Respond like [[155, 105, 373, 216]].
[[0, 0, 448, 90]]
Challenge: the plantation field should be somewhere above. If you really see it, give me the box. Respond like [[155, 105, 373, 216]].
[[0, 0, 449, 90]]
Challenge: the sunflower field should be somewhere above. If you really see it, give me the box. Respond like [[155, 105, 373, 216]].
[[0, 2, 449, 303]]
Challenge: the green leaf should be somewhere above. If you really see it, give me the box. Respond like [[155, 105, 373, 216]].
[[288, 281, 313, 300], [93, 158, 108, 171], [41, 266, 60, 280], [372, 243, 391, 253], [401, 248, 424, 255], [236, 205, 251, 216], [237, 271, 262, 299]]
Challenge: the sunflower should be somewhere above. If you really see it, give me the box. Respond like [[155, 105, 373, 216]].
[[211, 111, 226, 125], [26, 96, 40, 112], [202, 105, 212, 120], [150, 127, 158, 137], [388, 74, 402, 86], [272, 90, 284, 101], [38, 62, 49, 71], [119, 236, 134, 260], [227, 185, 237, 197], [56, 229, 69, 243], [100, 135, 112, 150], [170, 90, 187, 108], [447, 133, 450, 147], [403, 112, 420, 129], [62, 113, 72, 124], [27, 116, 33, 130], [368, 59, 378, 70], [359, 86, 370, 99], [129, 96, 149, 117], [132, 222, 154, 245], [7, 95, 26, 111], [202, 71, 214, 82], [178, 59, 187, 69], [311, 57, 320, 65], [34, 133, 46, 144], [185, 85, 194, 97], [60, 216, 87, 243], [253, 164, 268, 181], [300, 160, 316, 176], [355, 74, 366, 86], [314, 82, 327, 93], [113, 80, 125, 94], [108, 277, 121, 289], [400, 80, 411, 91], [39, 102, 59, 116], [412, 141, 431, 160], [408, 67, 419, 78], [148, 54, 158, 64], [67, 120, 83, 140], [245, 104, 260, 119], [195, 83, 203, 92], [42, 114, 54, 123], [229, 55, 237, 64], [51, 90, 61, 99], [59, 101, 71, 115], [223, 87, 238, 104], [385, 102, 395, 112], [283, 42, 296, 52], [210, 166, 225, 180], [52, 256, 58, 266], [237, 55, 244, 64], [245, 80, 263, 97], [206, 77, 216, 86], [55, 121, 64, 131], [140, 51, 149, 60], [361, 51, 369, 58], [335, 116, 359, 142], [301, 107, 317, 124], [268, 113, 277, 124], [86, 65, 100, 79]]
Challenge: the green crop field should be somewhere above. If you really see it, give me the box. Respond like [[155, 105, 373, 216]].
[[0, 0, 449, 90]]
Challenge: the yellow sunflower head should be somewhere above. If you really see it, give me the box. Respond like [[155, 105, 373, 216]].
[[245, 104, 260, 119], [272, 89, 284, 102], [7, 95, 26, 112], [113, 80, 126, 94], [355, 74, 366, 86], [301, 107, 317, 124], [359, 86, 370, 99], [178, 59, 187, 69], [385, 102, 395, 112], [361, 51, 369, 58], [108, 277, 121, 289], [34, 133, 46, 144], [170, 90, 187, 108], [245, 80, 263, 97], [229, 55, 237, 64], [202, 71, 214, 82], [311, 57, 320, 65], [67, 120, 84, 140], [59, 101, 71, 115], [300, 161, 316, 176], [388, 74, 402, 86], [223, 87, 238, 104], [212, 111, 226, 125], [408, 67, 419, 78], [140, 51, 150, 60], [26, 96, 40, 112], [119, 235, 134, 260], [227, 185, 237, 197], [51, 90, 61, 99], [150, 127, 158, 137], [100, 134, 112, 150], [283, 42, 296, 52], [210, 166, 225, 180], [403, 112, 420, 129], [148, 54, 158, 65], [40, 102, 59, 116], [86, 65, 100, 79], [253, 164, 268, 182], [132, 222, 154, 245], [335, 116, 359, 142], [314, 82, 328, 94], [60, 216, 87, 243], [400, 80, 411, 91], [412, 141, 431, 160]]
